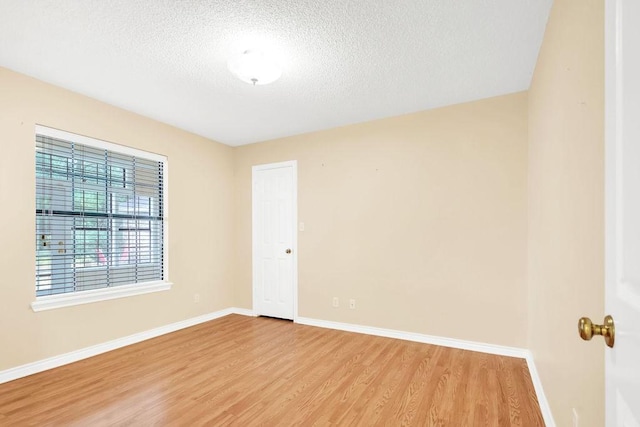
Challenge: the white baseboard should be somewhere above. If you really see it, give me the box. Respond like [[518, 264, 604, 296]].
[[230, 307, 256, 317], [525, 352, 556, 427], [0, 307, 252, 385], [295, 316, 528, 358]]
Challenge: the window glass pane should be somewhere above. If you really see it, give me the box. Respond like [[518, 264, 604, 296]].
[[36, 152, 70, 181], [73, 218, 109, 268], [73, 190, 107, 213], [35, 216, 52, 292], [52, 156, 69, 179]]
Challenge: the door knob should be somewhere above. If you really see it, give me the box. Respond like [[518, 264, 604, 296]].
[[285, 248, 292, 254], [578, 315, 615, 348]]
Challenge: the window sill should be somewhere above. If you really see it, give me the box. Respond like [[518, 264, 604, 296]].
[[31, 281, 172, 312]]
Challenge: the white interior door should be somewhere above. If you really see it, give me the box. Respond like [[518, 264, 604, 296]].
[[252, 161, 297, 320], [605, 0, 640, 425]]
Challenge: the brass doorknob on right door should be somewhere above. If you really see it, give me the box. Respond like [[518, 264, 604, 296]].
[[578, 315, 615, 348], [285, 248, 292, 254]]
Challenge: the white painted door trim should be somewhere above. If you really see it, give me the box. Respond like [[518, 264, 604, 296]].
[[251, 160, 298, 321]]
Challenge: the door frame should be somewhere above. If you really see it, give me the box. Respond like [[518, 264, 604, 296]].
[[251, 160, 298, 321]]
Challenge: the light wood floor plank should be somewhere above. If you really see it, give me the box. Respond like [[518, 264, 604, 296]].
[[0, 314, 544, 426]]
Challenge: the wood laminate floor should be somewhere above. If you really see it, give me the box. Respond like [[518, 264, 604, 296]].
[[0, 314, 544, 426]]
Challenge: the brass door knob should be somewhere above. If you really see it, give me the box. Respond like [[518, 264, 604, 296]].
[[285, 248, 292, 254], [578, 315, 615, 348]]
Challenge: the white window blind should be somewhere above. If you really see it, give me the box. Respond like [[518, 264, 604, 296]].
[[35, 128, 166, 297]]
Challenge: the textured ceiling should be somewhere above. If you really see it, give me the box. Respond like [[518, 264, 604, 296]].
[[0, 0, 552, 146]]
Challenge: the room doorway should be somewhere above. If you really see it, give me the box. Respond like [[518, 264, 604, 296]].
[[252, 161, 298, 320]]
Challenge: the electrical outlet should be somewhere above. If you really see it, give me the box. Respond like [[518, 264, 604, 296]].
[[349, 299, 356, 309], [194, 293, 201, 303], [572, 408, 579, 427], [332, 297, 339, 308]]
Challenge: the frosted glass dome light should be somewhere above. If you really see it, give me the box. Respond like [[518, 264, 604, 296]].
[[227, 50, 282, 86]]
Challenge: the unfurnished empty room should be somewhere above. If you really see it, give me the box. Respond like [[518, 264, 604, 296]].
[[1, 0, 635, 426]]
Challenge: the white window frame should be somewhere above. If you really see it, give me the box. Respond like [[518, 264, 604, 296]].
[[31, 125, 171, 312]]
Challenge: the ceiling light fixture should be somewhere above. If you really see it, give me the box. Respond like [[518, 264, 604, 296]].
[[227, 49, 282, 86]]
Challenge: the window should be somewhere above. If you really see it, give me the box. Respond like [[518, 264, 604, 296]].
[[33, 126, 169, 310]]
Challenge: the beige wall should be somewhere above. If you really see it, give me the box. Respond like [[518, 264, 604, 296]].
[[0, 67, 235, 370], [234, 93, 529, 347], [0, 67, 529, 370], [527, 0, 604, 426]]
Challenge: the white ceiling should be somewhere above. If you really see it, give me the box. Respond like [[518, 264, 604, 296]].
[[0, 1, 552, 146]]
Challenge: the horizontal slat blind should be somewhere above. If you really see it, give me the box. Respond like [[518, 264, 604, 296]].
[[35, 133, 164, 297]]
